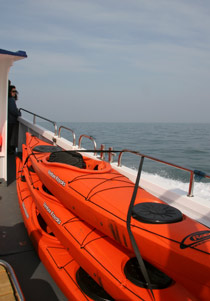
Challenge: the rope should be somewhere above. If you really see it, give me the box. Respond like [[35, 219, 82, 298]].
[[126, 156, 155, 301], [32, 148, 121, 154]]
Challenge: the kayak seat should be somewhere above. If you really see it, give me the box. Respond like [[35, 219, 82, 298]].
[[33, 145, 107, 170], [48, 151, 86, 169], [132, 202, 183, 224]]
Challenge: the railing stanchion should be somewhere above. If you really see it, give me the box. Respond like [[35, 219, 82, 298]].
[[108, 147, 114, 163], [188, 172, 194, 197], [78, 135, 97, 156], [58, 126, 76, 146], [100, 144, 105, 160]]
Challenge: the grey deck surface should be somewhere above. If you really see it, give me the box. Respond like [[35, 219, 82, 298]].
[[0, 157, 67, 300]]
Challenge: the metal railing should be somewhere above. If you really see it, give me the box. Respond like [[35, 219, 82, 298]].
[[78, 134, 97, 155], [18, 109, 210, 198], [19, 108, 58, 135], [99, 144, 116, 162], [108, 147, 116, 163], [58, 126, 76, 146], [100, 144, 105, 160], [0, 260, 24, 300], [118, 149, 210, 197]]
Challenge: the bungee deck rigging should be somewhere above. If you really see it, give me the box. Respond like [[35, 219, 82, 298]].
[[21, 132, 210, 299], [17, 145, 196, 300]]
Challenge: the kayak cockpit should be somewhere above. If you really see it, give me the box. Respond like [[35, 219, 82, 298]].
[[32, 144, 111, 172]]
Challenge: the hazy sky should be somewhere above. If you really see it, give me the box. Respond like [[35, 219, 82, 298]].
[[1, 0, 210, 122]]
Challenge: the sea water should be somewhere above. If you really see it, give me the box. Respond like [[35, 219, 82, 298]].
[[42, 122, 210, 201]]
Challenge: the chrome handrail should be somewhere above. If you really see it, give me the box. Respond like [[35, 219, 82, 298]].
[[100, 144, 105, 160], [18, 108, 210, 198], [58, 126, 76, 146], [0, 260, 24, 300], [108, 147, 116, 163], [118, 149, 210, 197], [19, 108, 57, 135], [78, 134, 97, 156]]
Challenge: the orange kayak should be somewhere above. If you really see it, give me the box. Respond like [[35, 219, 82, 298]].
[[26, 132, 210, 299], [16, 155, 113, 301], [21, 145, 195, 300]]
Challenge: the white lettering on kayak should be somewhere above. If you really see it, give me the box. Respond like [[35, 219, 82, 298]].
[[22, 202, 29, 219], [43, 202, 61, 225], [48, 170, 66, 187]]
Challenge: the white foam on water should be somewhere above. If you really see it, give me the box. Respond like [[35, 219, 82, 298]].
[[142, 171, 210, 201]]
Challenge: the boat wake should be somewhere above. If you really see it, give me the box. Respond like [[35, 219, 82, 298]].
[[142, 171, 210, 201]]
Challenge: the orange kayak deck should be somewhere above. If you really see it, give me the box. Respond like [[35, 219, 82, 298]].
[[16, 156, 114, 301], [25, 132, 210, 299], [21, 144, 196, 300]]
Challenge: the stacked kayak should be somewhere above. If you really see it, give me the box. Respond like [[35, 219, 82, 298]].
[[24, 132, 210, 299], [18, 144, 195, 300], [16, 132, 210, 299], [16, 155, 113, 301]]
